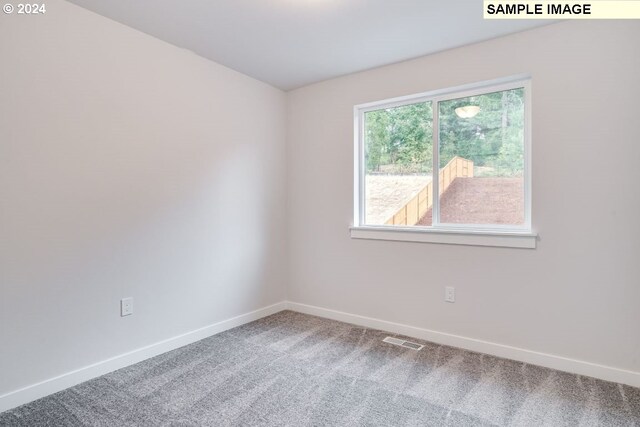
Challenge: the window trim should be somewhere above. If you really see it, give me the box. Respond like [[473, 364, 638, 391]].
[[352, 74, 536, 248]]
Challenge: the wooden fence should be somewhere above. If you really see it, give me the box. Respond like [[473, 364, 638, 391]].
[[385, 156, 474, 226]]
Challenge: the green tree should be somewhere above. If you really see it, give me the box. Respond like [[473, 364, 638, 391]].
[[364, 88, 524, 176], [365, 102, 432, 173], [439, 88, 524, 175]]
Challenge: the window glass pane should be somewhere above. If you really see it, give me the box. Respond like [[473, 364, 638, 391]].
[[364, 102, 433, 226], [431, 88, 525, 226]]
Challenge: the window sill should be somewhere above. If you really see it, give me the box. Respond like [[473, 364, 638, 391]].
[[350, 226, 537, 249]]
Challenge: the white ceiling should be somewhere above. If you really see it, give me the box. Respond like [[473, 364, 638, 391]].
[[66, 0, 553, 90]]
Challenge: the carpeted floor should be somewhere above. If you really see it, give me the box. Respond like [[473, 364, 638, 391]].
[[1, 311, 639, 426]]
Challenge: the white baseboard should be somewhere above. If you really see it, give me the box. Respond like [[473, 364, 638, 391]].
[[286, 301, 640, 388], [0, 301, 287, 413], [3, 299, 638, 415]]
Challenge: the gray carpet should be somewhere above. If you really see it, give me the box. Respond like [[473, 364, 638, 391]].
[[1, 310, 639, 426]]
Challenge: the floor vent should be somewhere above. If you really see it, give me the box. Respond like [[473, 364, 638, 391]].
[[383, 336, 424, 351]]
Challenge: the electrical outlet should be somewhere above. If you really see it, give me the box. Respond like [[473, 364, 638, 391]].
[[121, 297, 133, 317], [445, 286, 455, 303]]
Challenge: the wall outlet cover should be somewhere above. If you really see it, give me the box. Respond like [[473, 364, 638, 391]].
[[121, 297, 134, 317], [445, 286, 455, 303]]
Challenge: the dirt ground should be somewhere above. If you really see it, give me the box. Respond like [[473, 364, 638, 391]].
[[366, 174, 432, 224], [418, 177, 524, 226]]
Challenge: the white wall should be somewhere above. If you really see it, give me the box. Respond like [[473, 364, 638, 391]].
[[287, 21, 640, 376], [2, 3, 639, 403], [0, 0, 286, 396]]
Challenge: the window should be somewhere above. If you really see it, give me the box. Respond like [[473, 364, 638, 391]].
[[352, 76, 535, 248]]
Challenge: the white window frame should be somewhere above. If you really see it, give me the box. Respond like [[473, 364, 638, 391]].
[[351, 75, 537, 249]]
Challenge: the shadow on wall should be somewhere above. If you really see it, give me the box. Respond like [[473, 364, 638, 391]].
[[3, 132, 271, 289], [0, 106, 283, 395], [0, 0, 286, 397]]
